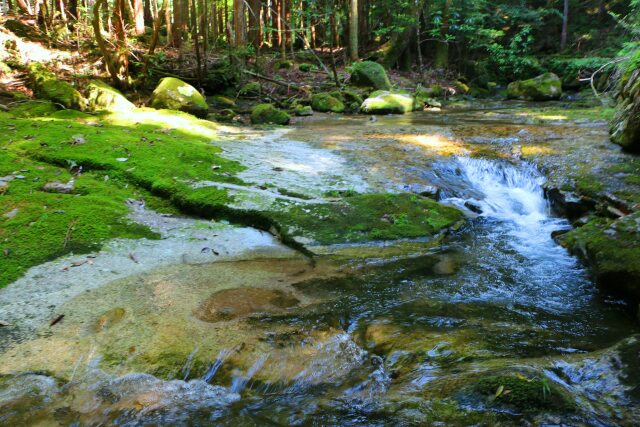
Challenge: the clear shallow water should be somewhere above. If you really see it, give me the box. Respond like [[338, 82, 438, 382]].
[[1, 121, 639, 425]]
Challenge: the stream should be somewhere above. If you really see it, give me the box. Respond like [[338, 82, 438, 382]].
[[1, 105, 639, 426]]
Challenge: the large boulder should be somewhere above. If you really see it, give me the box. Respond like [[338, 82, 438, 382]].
[[610, 67, 640, 152], [507, 72, 562, 101], [311, 93, 345, 113], [250, 103, 290, 125], [349, 61, 392, 90], [26, 63, 86, 110], [150, 77, 208, 118], [86, 80, 135, 112], [360, 91, 418, 114]]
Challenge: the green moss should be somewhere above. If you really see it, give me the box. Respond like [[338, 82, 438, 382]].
[[86, 80, 135, 112], [293, 104, 313, 116], [270, 193, 464, 245], [250, 103, 290, 125], [311, 93, 345, 113], [25, 63, 86, 110], [150, 77, 208, 118], [298, 63, 314, 72], [558, 213, 640, 300], [361, 91, 416, 114], [472, 374, 574, 413], [349, 61, 391, 90], [275, 59, 294, 69], [209, 95, 237, 109], [9, 101, 58, 118], [0, 109, 247, 287], [238, 82, 261, 97], [507, 73, 562, 101]]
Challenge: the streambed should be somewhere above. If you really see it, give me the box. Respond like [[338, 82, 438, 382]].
[[1, 102, 639, 426]]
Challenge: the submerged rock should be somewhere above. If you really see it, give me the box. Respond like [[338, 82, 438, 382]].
[[150, 77, 208, 118], [349, 61, 392, 90], [42, 179, 75, 194], [507, 73, 562, 101], [361, 91, 417, 114], [25, 63, 86, 110], [250, 103, 290, 125], [193, 287, 299, 322], [311, 93, 345, 113], [86, 80, 135, 112], [610, 67, 640, 152]]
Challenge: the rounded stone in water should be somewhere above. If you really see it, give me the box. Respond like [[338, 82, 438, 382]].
[[193, 287, 300, 322]]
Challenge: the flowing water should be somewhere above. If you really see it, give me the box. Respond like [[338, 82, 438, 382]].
[[1, 108, 639, 426]]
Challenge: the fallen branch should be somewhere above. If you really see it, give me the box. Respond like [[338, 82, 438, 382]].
[[579, 56, 629, 98], [242, 70, 307, 92]]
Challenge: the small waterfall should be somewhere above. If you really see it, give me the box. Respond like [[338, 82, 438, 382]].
[[449, 157, 549, 224], [202, 349, 233, 383], [230, 355, 268, 393]]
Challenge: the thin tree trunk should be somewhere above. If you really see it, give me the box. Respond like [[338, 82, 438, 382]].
[[173, 0, 183, 46], [133, 0, 145, 35], [349, 0, 358, 61], [149, 0, 167, 54], [191, 0, 202, 85], [560, 0, 569, 50], [164, 0, 172, 46]]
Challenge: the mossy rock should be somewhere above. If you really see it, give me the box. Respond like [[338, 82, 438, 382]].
[[275, 59, 294, 70], [469, 86, 491, 98], [471, 374, 574, 413], [361, 91, 417, 114], [26, 63, 86, 110], [610, 68, 640, 152], [454, 80, 470, 95], [270, 193, 464, 245], [213, 108, 238, 122], [557, 212, 640, 302], [311, 93, 345, 113], [414, 86, 443, 107], [150, 77, 208, 118], [349, 61, 392, 90], [9, 100, 58, 118], [298, 63, 314, 72], [238, 82, 261, 97], [507, 73, 562, 101], [294, 105, 313, 117], [86, 80, 135, 112], [209, 95, 237, 109], [250, 103, 290, 125]]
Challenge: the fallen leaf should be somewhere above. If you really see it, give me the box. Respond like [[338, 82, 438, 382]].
[[495, 385, 504, 398], [0, 320, 10, 327], [71, 259, 88, 267], [129, 253, 139, 263], [50, 314, 65, 326]]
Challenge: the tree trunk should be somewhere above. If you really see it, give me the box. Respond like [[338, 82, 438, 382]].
[[15, 0, 32, 15], [560, 0, 569, 50], [173, 0, 183, 47], [149, 0, 167, 54], [349, 0, 358, 61], [191, 0, 202, 85], [133, 0, 145, 35], [248, 0, 261, 47], [233, 0, 246, 46], [434, 0, 451, 68]]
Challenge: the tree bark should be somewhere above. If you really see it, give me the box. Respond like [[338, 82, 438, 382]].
[[233, 0, 246, 46], [248, 0, 261, 47], [349, 0, 358, 61], [560, 0, 569, 50], [133, 0, 145, 35]]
